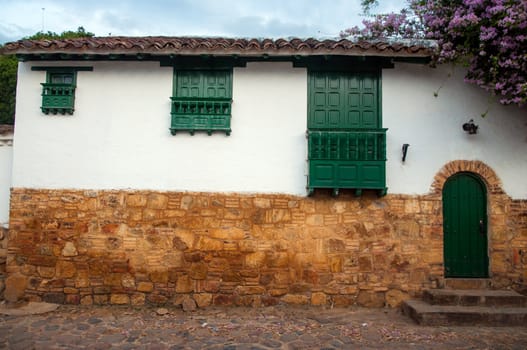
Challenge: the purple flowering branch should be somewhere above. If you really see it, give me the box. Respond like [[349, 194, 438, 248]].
[[342, 0, 527, 107]]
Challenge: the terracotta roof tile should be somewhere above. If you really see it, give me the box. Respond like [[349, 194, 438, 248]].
[[1, 36, 436, 58]]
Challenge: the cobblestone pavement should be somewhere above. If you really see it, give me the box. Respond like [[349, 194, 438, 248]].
[[1, 304, 526, 349]]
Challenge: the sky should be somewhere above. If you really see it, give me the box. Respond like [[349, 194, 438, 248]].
[[0, 0, 407, 44]]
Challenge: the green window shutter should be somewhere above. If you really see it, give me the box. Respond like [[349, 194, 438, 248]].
[[41, 70, 76, 115], [308, 72, 379, 130], [171, 69, 233, 136], [307, 70, 386, 196]]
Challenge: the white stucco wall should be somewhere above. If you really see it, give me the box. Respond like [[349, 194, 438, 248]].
[[384, 63, 527, 198], [0, 134, 13, 225], [11, 60, 527, 198], [12, 61, 308, 195]]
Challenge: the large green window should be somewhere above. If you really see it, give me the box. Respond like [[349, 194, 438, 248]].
[[307, 70, 387, 196], [40, 69, 77, 115], [170, 69, 233, 135]]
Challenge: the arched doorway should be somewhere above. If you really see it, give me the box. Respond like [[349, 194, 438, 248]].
[[443, 172, 489, 278]]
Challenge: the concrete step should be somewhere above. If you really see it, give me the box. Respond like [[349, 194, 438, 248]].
[[444, 278, 490, 289], [402, 299, 527, 326], [424, 289, 527, 307]]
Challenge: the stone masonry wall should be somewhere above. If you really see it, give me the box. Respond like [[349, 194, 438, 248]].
[[5, 181, 526, 307]]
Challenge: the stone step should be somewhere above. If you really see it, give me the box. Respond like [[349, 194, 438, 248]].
[[402, 299, 527, 326], [424, 289, 527, 307], [444, 278, 490, 289]]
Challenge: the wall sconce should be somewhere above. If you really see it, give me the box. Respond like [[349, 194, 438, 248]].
[[402, 143, 410, 162], [462, 119, 479, 134]]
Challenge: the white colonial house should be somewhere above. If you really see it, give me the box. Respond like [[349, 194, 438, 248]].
[[0, 37, 525, 308]]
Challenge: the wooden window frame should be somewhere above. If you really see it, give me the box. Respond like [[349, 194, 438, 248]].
[[170, 68, 233, 136]]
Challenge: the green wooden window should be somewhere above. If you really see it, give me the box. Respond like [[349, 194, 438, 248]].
[[170, 69, 233, 135], [307, 70, 387, 196], [41, 70, 76, 115]]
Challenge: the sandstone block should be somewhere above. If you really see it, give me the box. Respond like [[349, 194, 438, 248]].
[[196, 236, 224, 251], [268, 288, 288, 297], [306, 214, 324, 226], [127, 194, 147, 207], [61, 242, 78, 257], [329, 256, 343, 273], [131, 293, 146, 306], [189, 263, 208, 280], [37, 266, 56, 278], [311, 292, 327, 306], [64, 287, 78, 294], [56, 261, 77, 279], [28, 255, 56, 267], [65, 294, 80, 304], [176, 275, 194, 293], [290, 283, 312, 293], [264, 252, 286, 268], [147, 194, 168, 209], [81, 295, 93, 305], [404, 199, 421, 214], [75, 271, 90, 288], [209, 227, 245, 240], [103, 273, 123, 287], [245, 251, 266, 269], [356, 291, 385, 308], [149, 270, 169, 284], [235, 286, 265, 295], [110, 294, 130, 305], [262, 296, 279, 306], [4, 273, 28, 302], [238, 240, 257, 253], [94, 295, 109, 305], [122, 274, 136, 289], [213, 294, 235, 306], [254, 198, 271, 208], [102, 223, 120, 234], [180, 196, 193, 210], [137, 281, 154, 292], [358, 256, 372, 272], [193, 293, 212, 308], [385, 289, 409, 308], [182, 297, 197, 311], [43, 292, 65, 304], [147, 293, 168, 305], [332, 295, 354, 307], [282, 294, 309, 305]]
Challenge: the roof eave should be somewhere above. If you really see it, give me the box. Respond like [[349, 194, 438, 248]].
[[9, 48, 432, 58]]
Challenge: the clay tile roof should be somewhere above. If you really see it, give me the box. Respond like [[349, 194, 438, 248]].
[[1, 36, 436, 58]]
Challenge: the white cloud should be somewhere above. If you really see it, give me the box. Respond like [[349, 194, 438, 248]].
[[0, 0, 407, 43]]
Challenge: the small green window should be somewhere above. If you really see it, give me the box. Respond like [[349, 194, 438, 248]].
[[170, 69, 233, 136], [41, 70, 76, 115]]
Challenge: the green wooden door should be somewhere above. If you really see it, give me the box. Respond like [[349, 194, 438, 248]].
[[443, 173, 488, 278]]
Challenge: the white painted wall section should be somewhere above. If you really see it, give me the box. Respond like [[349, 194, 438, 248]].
[[383, 63, 527, 198], [10, 60, 527, 198], [0, 133, 13, 225], [12, 61, 308, 195]]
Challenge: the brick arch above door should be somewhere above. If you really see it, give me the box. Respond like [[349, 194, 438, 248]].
[[430, 160, 505, 196]]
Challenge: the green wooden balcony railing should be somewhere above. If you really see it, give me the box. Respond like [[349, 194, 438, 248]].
[[308, 129, 387, 161], [307, 129, 387, 196], [170, 97, 232, 136], [41, 83, 76, 115]]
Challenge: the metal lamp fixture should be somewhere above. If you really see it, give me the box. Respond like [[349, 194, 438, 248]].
[[402, 144, 410, 162], [463, 119, 479, 134]]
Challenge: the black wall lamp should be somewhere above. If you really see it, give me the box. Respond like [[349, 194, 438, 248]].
[[463, 119, 479, 134], [402, 143, 410, 162]]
